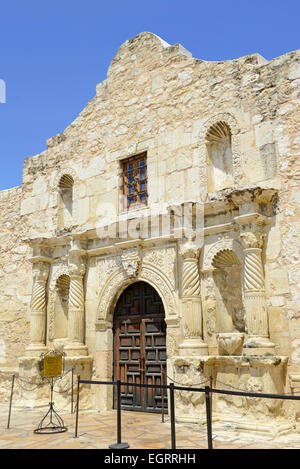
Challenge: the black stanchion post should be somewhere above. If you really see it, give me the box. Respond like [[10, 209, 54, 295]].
[[205, 385, 213, 449], [169, 382, 176, 449], [210, 376, 213, 417], [71, 368, 74, 414], [74, 375, 80, 438], [109, 380, 129, 449], [7, 374, 15, 429], [161, 369, 165, 423]]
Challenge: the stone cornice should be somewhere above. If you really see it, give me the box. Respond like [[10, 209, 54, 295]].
[[172, 355, 288, 368], [204, 187, 277, 215], [87, 235, 176, 257], [234, 213, 271, 226], [24, 187, 277, 257]]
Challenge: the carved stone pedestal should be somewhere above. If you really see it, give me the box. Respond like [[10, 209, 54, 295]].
[[18, 357, 50, 408], [171, 356, 209, 424], [17, 355, 93, 410], [172, 354, 290, 435], [179, 299, 208, 356], [217, 333, 244, 355], [243, 335, 276, 356]]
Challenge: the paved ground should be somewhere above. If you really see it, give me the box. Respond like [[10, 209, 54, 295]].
[[0, 404, 300, 450]]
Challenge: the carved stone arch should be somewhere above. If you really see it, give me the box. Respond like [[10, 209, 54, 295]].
[[202, 237, 244, 271], [97, 264, 178, 324], [52, 167, 78, 191], [212, 249, 241, 269], [140, 263, 178, 318], [49, 265, 70, 290], [199, 112, 240, 141]]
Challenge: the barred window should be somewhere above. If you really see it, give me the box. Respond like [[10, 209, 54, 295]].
[[121, 153, 147, 209]]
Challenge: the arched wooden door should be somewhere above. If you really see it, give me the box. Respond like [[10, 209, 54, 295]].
[[113, 281, 167, 413]]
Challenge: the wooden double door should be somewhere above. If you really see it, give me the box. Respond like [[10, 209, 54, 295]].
[[113, 281, 167, 413]]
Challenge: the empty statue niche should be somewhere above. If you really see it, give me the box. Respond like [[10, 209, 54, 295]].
[[54, 274, 70, 340], [212, 250, 245, 333], [57, 174, 74, 228], [206, 121, 234, 192]]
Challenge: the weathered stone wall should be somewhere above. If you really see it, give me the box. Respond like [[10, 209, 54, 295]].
[[0, 32, 299, 405], [0, 186, 31, 367], [262, 53, 300, 376]]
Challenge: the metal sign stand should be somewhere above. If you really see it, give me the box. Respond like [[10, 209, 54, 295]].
[[34, 350, 68, 434]]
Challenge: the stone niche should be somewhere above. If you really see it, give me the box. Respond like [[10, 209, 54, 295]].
[[212, 249, 245, 334], [57, 173, 74, 230], [206, 121, 234, 192], [53, 274, 70, 342], [172, 187, 292, 434]]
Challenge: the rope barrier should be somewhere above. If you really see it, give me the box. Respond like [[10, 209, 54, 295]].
[[4, 368, 76, 429], [75, 377, 300, 450], [165, 373, 210, 387]]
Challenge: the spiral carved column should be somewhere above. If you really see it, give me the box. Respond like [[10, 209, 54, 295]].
[[65, 247, 88, 356], [240, 231, 275, 355], [179, 241, 208, 356], [26, 261, 50, 357]]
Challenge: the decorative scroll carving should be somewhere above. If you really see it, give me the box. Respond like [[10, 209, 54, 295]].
[[143, 249, 164, 268], [97, 264, 178, 322], [179, 239, 201, 298], [217, 332, 244, 355], [240, 231, 265, 250], [121, 247, 141, 278], [68, 256, 86, 278], [142, 246, 176, 288], [182, 259, 201, 297], [97, 269, 128, 321], [202, 269, 217, 336], [31, 263, 49, 311], [141, 266, 177, 317], [31, 279, 47, 312], [243, 249, 265, 291], [98, 256, 119, 291], [69, 276, 85, 310]]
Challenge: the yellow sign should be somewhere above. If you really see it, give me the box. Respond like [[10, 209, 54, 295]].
[[43, 354, 63, 378]]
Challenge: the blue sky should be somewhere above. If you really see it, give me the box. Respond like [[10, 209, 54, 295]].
[[0, 0, 299, 190]]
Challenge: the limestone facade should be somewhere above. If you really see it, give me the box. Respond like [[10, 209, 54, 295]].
[[0, 32, 300, 433]]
